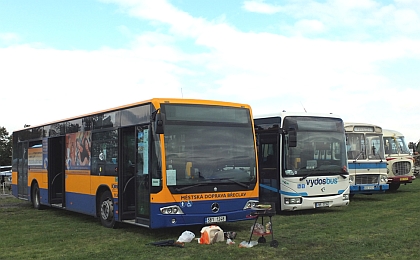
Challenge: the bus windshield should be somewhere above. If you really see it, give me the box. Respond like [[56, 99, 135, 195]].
[[384, 136, 410, 155], [283, 117, 347, 177], [162, 104, 256, 190], [346, 133, 385, 160]]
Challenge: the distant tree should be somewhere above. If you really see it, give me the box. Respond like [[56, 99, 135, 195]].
[[0, 127, 12, 166]]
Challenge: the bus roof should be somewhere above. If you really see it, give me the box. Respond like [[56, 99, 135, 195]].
[[344, 122, 383, 133], [344, 122, 381, 127], [254, 111, 341, 119], [14, 98, 252, 132], [382, 129, 405, 137]]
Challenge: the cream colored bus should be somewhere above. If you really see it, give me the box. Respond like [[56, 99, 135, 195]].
[[383, 129, 415, 191]]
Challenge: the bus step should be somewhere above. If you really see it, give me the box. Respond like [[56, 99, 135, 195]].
[[51, 203, 64, 208], [122, 211, 135, 219]]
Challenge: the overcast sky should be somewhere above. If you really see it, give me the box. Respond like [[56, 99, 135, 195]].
[[1, 0, 420, 143]]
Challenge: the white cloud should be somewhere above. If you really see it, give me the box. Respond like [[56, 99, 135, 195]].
[[2, 0, 420, 142], [0, 44, 185, 131], [0, 33, 20, 45], [242, 0, 282, 14], [294, 19, 326, 34]]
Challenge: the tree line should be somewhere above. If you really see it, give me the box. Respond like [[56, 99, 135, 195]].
[[0, 126, 12, 166]]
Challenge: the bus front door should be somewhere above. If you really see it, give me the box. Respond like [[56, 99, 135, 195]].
[[258, 132, 281, 212], [120, 126, 150, 226]]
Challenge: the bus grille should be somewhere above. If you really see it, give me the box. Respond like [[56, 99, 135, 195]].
[[355, 175, 379, 184], [392, 161, 411, 176]]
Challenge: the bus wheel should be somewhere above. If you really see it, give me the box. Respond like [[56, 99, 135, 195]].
[[32, 182, 43, 210], [99, 190, 118, 228], [388, 183, 400, 191]]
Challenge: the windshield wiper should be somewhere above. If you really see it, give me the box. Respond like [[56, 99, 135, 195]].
[[299, 171, 315, 181], [353, 151, 364, 162], [175, 183, 207, 192], [175, 177, 250, 192], [225, 178, 250, 189], [208, 177, 250, 189]]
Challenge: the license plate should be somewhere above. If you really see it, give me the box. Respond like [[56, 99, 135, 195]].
[[400, 178, 409, 181], [205, 216, 226, 223], [363, 186, 375, 190], [315, 202, 329, 208]]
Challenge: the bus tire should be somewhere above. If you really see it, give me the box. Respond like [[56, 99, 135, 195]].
[[99, 190, 118, 229], [388, 183, 400, 191], [32, 182, 43, 210]]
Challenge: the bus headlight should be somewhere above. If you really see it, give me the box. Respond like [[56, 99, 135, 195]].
[[343, 194, 349, 200], [349, 176, 354, 184], [160, 205, 184, 215], [380, 175, 388, 183], [284, 197, 302, 204], [243, 200, 259, 210]]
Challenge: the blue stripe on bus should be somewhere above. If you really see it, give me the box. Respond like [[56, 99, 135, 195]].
[[350, 184, 389, 193], [259, 183, 279, 193], [260, 184, 346, 196], [348, 163, 387, 169], [40, 188, 48, 204], [24, 187, 121, 221], [149, 197, 258, 229], [26, 188, 99, 217], [11, 184, 17, 197], [259, 183, 309, 196], [280, 190, 309, 196], [65, 192, 97, 216]]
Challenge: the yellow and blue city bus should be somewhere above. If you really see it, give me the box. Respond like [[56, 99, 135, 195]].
[[11, 98, 259, 229]]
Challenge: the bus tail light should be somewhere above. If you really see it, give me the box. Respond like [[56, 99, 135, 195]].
[[160, 205, 184, 215]]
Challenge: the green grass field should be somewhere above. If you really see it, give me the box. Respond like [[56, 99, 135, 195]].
[[1, 180, 420, 260]]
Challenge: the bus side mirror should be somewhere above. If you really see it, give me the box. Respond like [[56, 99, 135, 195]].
[[288, 128, 297, 147], [154, 112, 164, 134]]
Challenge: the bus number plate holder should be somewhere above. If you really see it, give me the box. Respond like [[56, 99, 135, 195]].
[[363, 186, 375, 190], [205, 216, 226, 223], [315, 202, 329, 208]]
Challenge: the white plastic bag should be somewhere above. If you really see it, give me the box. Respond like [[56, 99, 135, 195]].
[[239, 241, 258, 248], [251, 223, 265, 235], [226, 238, 235, 245], [177, 231, 195, 243]]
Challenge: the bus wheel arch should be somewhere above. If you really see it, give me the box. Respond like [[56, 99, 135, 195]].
[[31, 181, 43, 210], [97, 187, 119, 229]]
